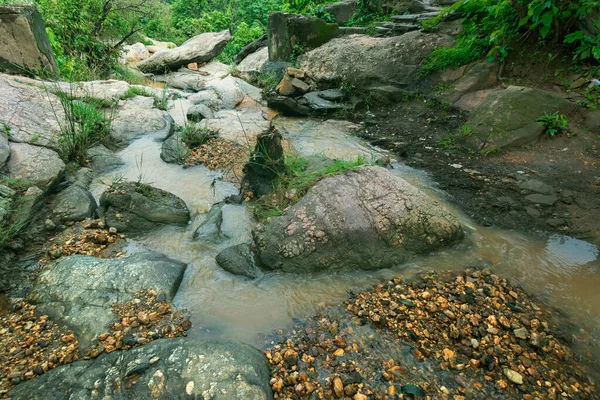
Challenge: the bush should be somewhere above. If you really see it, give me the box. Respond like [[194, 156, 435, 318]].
[[537, 112, 569, 136]]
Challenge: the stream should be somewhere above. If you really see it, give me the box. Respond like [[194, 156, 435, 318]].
[[90, 81, 599, 361]]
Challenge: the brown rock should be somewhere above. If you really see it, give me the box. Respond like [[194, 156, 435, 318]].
[[276, 75, 295, 96], [333, 377, 344, 398]]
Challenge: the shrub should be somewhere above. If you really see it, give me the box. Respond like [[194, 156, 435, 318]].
[[537, 111, 569, 136]]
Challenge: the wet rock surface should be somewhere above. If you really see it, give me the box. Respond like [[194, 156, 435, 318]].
[[27, 251, 186, 352], [264, 269, 598, 399], [11, 337, 273, 400], [99, 182, 190, 234], [111, 96, 175, 145], [254, 166, 464, 273]]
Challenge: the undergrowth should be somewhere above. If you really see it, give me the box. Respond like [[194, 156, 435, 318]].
[[252, 154, 370, 221]]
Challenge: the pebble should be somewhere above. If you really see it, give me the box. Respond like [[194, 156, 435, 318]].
[[514, 327, 529, 339], [503, 368, 523, 385]]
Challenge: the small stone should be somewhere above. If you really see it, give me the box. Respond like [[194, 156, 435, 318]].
[[287, 67, 306, 78], [503, 368, 523, 385], [186, 381, 194, 395], [514, 327, 529, 339], [333, 377, 344, 398], [109, 227, 117, 234], [149, 357, 160, 365]]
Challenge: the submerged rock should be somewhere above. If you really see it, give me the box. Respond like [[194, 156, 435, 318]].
[[27, 251, 187, 352], [138, 30, 231, 73], [253, 166, 464, 273], [99, 182, 190, 234], [216, 243, 262, 279]]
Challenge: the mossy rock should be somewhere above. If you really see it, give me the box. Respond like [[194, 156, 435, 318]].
[[462, 86, 578, 153]]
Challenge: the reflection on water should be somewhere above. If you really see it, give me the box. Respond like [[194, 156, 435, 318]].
[[89, 121, 600, 350]]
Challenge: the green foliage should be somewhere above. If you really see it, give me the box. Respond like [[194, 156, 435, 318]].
[[253, 154, 370, 221], [112, 65, 145, 85], [1, 122, 12, 138], [179, 124, 214, 147], [537, 111, 569, 136], [422, 0, 600, 74], [218, 22, 266, 64], [55, 93, 113, 164]]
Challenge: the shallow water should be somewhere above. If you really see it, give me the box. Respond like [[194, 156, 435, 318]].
[[89, 115, 600, 351]]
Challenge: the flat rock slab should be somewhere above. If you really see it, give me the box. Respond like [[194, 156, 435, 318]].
[[138, 30, 231, 73], [202, 109, 271, 146], [10, 338, 273, 400], [0, 73, 63, 148], [27, 252, 187, 352], [7, 142, 65, 190], [254, 166, 464, 273], [519, 179, 554, 195]]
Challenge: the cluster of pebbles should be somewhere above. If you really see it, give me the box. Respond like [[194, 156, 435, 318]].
[[42, 219, 126, 261], [91, 289, 191, 356], [184, 137, 249, 170], [265, 269, 597, 399]]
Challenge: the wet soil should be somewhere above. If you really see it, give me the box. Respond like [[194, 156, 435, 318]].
[[357, 99, 600, 247]]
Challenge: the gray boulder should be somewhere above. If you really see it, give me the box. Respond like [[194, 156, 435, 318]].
[[462, 86, 578, 153], [216, 243, 261, 279], [160, 133, 190, 164], [268, 12, 340, 62], [193, 202, 224, 241], [111, 96, 175, 145], [238, 46, 269, 75], [138, 30, 231, 73], [86, 144, 123, 172], [300, 31, 452, 88], [304, 90, 349, 112], [253, 166, 464, 273], [99, 182, 190, 234], [10, 338, 273, 400], [121, 42, 150, 63], [52, 185, 97, 222], [7, 142, 65, 190], [27, 251, 187, 352], [325, 0, 358, 25], [0, 73, 63, 148], [0, 5, 58, 75], [187, 103, 214, 122]]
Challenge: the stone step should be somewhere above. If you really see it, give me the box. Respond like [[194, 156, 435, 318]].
[[377, 22, 421, 32]]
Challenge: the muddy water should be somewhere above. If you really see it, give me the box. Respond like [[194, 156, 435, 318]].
[[90, 116, 600, 350]]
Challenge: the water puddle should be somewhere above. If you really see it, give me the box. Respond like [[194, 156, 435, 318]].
[[88, 111, 600, 351]]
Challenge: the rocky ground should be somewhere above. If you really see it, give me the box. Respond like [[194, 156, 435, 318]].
[[264, 268, 599, 399], [358, 98, 600, 248]]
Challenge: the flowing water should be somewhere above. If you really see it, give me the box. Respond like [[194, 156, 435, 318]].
[[90, 111, 600, 354]]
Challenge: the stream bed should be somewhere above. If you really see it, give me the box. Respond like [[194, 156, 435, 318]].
[[90, 114, 600, 353]]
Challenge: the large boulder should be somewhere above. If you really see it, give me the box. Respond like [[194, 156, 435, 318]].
[[268, 12, 340, 62], [77, 79, 130, 102], [462, 86, 579, 153], [6, 142, 65, 190], [0, 73, 63, 148], [253, 166, 464, 273], [0, 5, 58, 75], [111, 96, 175, 145], [325, 0, 358, 25], [299, 31, 452, 88], [137, 30, 231, 73], [99, 182, 190, 234], [27, 252, 187, 352], [10, 338, 273, 400]]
